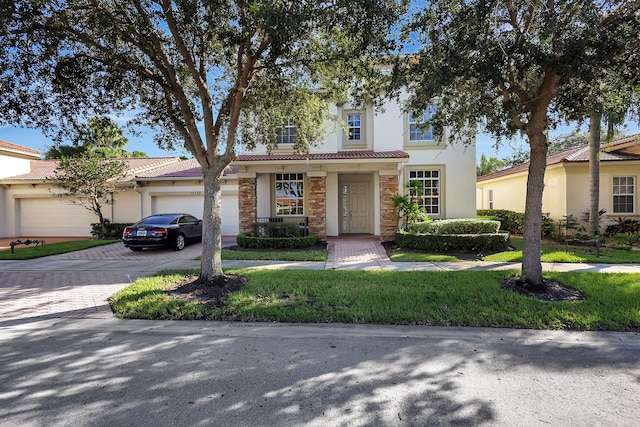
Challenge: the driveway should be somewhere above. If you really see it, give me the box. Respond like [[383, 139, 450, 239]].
[[0, 242, 201, 320]]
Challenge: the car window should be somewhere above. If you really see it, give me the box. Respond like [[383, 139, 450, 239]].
[[138, 216, 174, 225], [179, 215, 198, 224]]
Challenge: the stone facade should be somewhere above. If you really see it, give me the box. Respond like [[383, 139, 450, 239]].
[[307, 175, 327, 240], [238, 177, 257, 234], [379, 174, 399, 241]]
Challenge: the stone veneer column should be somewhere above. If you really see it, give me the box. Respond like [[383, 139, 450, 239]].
[[238, 173, 257, 234], [379, 171, 400, 242], [307, 172, 327, 241]]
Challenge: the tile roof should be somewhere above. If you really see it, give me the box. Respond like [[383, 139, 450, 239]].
[[3, 157, 180, 181], [134, 158, 238, 178], [236, 150, 410, 161], [0, 139, 42, 157], [477, 134, 640, 182]]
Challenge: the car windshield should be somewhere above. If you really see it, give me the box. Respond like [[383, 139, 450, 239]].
[[138, 216, 175, 225]]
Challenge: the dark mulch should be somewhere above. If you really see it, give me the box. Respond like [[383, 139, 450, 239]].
[[501, 277, 586, 302], [165, 274, 248, 307]]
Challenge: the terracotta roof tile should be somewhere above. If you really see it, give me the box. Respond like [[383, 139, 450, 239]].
[[0, 139, 42, 157], [134, 158, 238, 178], [236, 150, 410, 161]]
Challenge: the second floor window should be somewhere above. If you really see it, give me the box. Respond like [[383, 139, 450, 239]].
[[408, 106, 437, 142], [277, 119, 296, 145], [347, 113, 363, 142]]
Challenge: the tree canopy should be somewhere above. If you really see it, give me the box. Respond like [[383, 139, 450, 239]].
[[401, 0, 640, 286], [2, 0, 405, 283], [44, 116, 146, 159]]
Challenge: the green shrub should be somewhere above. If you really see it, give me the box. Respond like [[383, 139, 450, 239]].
[[237, 233, 317, 249], [477, 209, 524, 233], [91, 222, 129, 239], [410, 218, 500, 234], [541, 213, 556, 237], [612, 232, 640, 248], [395, 232, 509, 252], [252, 222, 304, 238]]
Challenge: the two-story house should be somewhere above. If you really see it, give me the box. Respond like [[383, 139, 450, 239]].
[[233, 96, 477, 241], [1, 94, 476, 240]]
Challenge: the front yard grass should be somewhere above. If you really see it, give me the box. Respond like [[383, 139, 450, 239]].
[[109, 269, 640, 331], [221, 248, 327, 261], [390, 236, 640, 264], [0, 239, 119, 260]]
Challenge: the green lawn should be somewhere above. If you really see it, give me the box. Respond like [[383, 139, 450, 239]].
[[390, 236, 640, 264], [109, 269, 640, 331], [484, 236, 640, 263], [221, 248, 327, 261], [0, 239, 119, 260]]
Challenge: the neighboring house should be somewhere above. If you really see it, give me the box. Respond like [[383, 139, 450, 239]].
[[476, 134, 640, 228], [1, 94, 477, 240]]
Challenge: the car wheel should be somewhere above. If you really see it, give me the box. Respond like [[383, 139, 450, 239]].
[[129, 247, 143, 251], [173, 234, 186, 251]]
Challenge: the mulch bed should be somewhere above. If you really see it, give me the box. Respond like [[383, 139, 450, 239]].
[[500, 277, 586, 302], [165, 274, 248, 307]]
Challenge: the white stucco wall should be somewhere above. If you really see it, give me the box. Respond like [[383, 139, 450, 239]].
[[0, 154, 33, 179]]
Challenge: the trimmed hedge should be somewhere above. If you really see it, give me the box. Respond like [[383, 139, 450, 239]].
[[91, 222, 129, 239], [252, 222, 303, 238], [395, 232, 510, 252], [477, 209, 524, 233], [236, 233, 317, 249], [410, 218, 500, 234]]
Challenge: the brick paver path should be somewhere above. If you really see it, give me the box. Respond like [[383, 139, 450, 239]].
[[327, 236, 390, 265]]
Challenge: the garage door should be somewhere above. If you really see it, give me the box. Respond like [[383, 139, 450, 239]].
[[19, 198, 96, 236], [152, 194, 239, 235]]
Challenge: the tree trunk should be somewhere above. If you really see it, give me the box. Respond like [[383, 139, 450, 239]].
[[200, 167, 224, 284], [522, 129, 549, 287], [588, 111, 602, 237]]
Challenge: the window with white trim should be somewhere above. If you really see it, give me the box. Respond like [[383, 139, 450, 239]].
[[613, 176, 635, 213], [342, 110, 366, 147], [409, 169, 440, 215], [408, 106, 437, 142], [277, 119, 296, 145], [488, 189, 494, 209], [275, 173, 304, 216]]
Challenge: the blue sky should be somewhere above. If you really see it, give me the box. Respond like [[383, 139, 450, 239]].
[[3, 120, 638, 162]]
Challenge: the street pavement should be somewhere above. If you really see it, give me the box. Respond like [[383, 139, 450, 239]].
[[0, 241, 639, 426]]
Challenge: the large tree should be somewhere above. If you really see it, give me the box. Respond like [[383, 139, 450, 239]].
[[400, 0, 639, 287], [2, 0, 404, 284]]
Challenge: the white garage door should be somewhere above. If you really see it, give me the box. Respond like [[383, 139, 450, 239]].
[[19, 198, 96, 236], [152, 194, 239, 235]]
